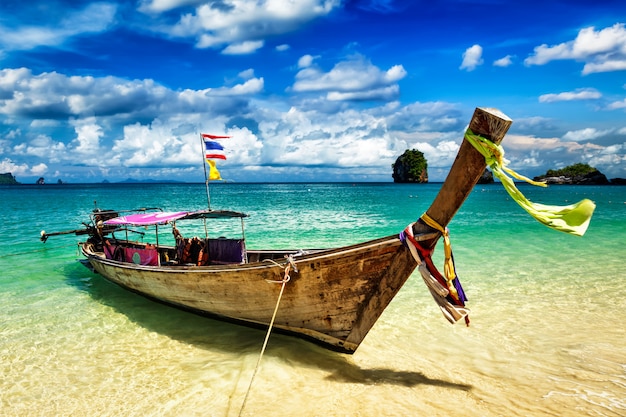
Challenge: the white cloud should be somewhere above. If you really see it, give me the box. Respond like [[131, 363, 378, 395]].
[[410, 140, 460, 169], [258, 106, 398, 169], [494, 134, 626, 178], [562, 128, 611, 142], [71, 119, 104, 155], [0, 68, 263, 120], [587, 143, 626, 172], [0, 158, 47, 176], [493, 55, 513, 67], [13, 134, 67, 163], [460, 44, 483, 71], [607, 99, 626, 110], [539, 88, 602, 103], [166, 0, 340, 52], [327, 85, 399, 101], [222, 40, 264, 55], [276, 44, 290, 52], [525, 23, 626, 74], [292, 55, 406, 101], [298, 54, 316, 68], [1, 58, 623, 183]]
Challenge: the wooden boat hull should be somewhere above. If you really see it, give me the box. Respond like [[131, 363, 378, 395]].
[[71, 107, 513, 354], [82, 235, 417, 353]]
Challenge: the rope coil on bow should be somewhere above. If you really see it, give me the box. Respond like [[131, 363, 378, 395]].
[[264, 255, 297, 284]]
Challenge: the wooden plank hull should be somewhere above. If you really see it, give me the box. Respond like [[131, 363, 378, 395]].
[[83, 235, 417, 353]]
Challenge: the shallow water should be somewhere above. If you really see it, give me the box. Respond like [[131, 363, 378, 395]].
[[1, 183, 624, 416]]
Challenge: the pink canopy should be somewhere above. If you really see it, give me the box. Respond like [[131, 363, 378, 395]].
[[103, 211, 188, 226]]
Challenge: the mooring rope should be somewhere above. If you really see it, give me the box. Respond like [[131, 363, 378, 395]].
[[238, 255, 296, 416]]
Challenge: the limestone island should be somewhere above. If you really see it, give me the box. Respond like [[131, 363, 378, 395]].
[[532, 163, 624, 185], [0, 173, 19, 185]]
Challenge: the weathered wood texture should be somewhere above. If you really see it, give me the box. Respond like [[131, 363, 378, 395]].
[[413, 107, 512, 248], [85, 236, 416, 353]]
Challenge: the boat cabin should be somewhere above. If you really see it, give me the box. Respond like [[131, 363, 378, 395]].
[[91, 209, 250, 267]]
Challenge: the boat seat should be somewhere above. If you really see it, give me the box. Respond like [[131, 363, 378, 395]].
[[176, 237, 246, 265], [206, 238, 245, 264]]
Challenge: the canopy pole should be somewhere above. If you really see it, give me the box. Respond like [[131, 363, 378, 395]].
[[199, 133, 211, 210]]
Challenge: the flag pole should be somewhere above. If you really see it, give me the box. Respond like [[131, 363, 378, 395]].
[[200, 133, 211, 210]]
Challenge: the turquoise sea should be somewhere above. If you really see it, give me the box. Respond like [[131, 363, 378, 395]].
[[1, 182, 624, 417]]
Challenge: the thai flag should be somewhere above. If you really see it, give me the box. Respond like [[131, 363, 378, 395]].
[[202, 133, 229, 160], [204, 139, 226, 160]]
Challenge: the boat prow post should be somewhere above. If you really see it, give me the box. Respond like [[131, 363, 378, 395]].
[[414, 107, 513, 246]]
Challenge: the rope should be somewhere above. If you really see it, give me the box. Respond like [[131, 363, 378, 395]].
[[238, 256, 296, 416]]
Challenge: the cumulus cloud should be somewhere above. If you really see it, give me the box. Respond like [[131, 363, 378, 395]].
[[0, 158, 47, 176], [258, 106, 399, 169], [0, 68, 263, 120], [298, 54, 316, 69], [292, 55, 406, 101], [539, 88, 602, 103], [71, 119, 105, 156], [222, 40, 264, 55], [493, 55, 513, 67], [562, 127, 612, 142], [1, 57, 623, 182], [163, 0, 340, 52], [498, 134, 614, 172], [607, 99, 626, 110], [525, 23, 626, 74], [460, 44, 483, 71]]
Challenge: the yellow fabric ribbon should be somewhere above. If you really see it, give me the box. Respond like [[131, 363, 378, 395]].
[[464, 130, 596, 236], [419, 212, 460, 301]]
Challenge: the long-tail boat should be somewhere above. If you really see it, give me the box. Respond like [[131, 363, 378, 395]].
[[41, 108, 514, 353]]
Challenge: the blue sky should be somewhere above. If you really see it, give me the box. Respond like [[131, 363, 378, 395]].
[[1, 0, 625, 183]]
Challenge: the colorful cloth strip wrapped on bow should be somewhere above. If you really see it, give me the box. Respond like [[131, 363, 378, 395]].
[[399, 128, 596, 325], [464, 129, 596, 236], [399, 220, 470, 326]]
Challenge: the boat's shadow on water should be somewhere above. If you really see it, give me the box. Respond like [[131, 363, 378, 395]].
[[65, 263, 471, 392]]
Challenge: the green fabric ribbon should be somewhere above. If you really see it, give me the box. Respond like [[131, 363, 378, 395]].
[[464, 130, 596, 236]]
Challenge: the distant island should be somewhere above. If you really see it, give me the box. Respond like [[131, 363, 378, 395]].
[[0, 173, 19, 185], [114, 178, 186, 184], [533, 163, 624, 185], [0, 173, 189, 185], [392, 150, 495, 184], [392, 149, 428, 183]]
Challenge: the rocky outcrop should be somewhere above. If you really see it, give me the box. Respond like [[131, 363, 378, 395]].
[[392, 150, 428, 183], [534, 171, 609, 185], [392, 162, 428, 183], [0, 173, 19, 185], [610, 178, 626, 185], [477, 168, 494, 184]]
